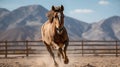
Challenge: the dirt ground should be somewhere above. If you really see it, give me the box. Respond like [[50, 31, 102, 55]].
[[0, 55, 120, 67]]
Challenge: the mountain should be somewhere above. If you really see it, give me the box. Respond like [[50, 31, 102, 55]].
[[64, 16, 89, 40], [0, 8, 9, 18], [0, 8, 10, 31], [0, 26, 36, 41], [0, 5, 120, 41], [82, 16, 120, 40], [0, 5, 89, 41], [0, 5, 48, 30]]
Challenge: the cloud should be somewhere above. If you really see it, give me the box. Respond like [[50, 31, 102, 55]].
[[98, 0, 110, 5], [70, 9, 94, 14]]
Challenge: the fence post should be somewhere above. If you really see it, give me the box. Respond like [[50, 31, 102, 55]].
[[116, 40, 118, 57], [82, 40, 84, 56], [5, 40, 7, 58], [26, 40, 29, 57]]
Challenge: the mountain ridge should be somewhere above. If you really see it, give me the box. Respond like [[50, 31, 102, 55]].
[[82, 16, 120, 40], [0, 5, 120, 41]]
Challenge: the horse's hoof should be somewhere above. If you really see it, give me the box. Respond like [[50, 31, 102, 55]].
[[64, 58, 69, 64]]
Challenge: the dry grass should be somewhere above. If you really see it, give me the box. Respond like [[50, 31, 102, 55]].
[[0, 55, 120, 67]]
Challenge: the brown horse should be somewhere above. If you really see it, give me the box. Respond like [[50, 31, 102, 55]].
[[41, 5, 69, 66]]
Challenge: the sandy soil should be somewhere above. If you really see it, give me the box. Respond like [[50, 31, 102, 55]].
[[0, 56, 120, 67]]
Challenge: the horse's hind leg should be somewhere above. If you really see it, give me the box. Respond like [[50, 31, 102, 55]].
[[58, 48, 64, 59], [57, 50, 62, 61]]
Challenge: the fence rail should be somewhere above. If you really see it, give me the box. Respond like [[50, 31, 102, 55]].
[[0, 40, 120, 58]]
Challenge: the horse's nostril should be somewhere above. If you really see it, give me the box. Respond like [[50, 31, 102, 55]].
[[56, 27, 59, 30], [56, 27, 64, 34]]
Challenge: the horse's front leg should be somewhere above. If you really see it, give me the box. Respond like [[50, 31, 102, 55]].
[[63, 41, 69, 64], [44, 42, 58, 67]]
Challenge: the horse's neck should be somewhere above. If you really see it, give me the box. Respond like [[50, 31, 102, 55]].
[[49, 22, 56, 35], [51, 22, 56, 30]]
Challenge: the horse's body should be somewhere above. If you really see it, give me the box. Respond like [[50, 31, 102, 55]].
[[41, 21, 68, 47], [41, 5, 69, 66]]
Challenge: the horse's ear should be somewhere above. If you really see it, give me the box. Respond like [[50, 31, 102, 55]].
[[52, 5, 55, 11], [61, 5, 64, 11]]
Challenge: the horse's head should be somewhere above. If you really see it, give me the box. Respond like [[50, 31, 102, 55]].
[[47, 5, 64, 34]]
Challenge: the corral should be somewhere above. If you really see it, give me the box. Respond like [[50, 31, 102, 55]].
[[0, 40, 120, 58]]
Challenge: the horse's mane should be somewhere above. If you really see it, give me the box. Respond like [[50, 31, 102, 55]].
[[46, 10, 54, 23]]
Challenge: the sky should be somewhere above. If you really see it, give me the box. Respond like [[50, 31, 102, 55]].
[[0, 0, 120, 23]]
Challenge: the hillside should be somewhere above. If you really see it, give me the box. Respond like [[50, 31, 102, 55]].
[[0, 5, 89, 41]]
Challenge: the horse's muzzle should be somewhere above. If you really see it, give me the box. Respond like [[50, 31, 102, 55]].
[[56, 27, 64, 34]]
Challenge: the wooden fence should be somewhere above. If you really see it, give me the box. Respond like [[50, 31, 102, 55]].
[[0, 40, 120, 58]]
